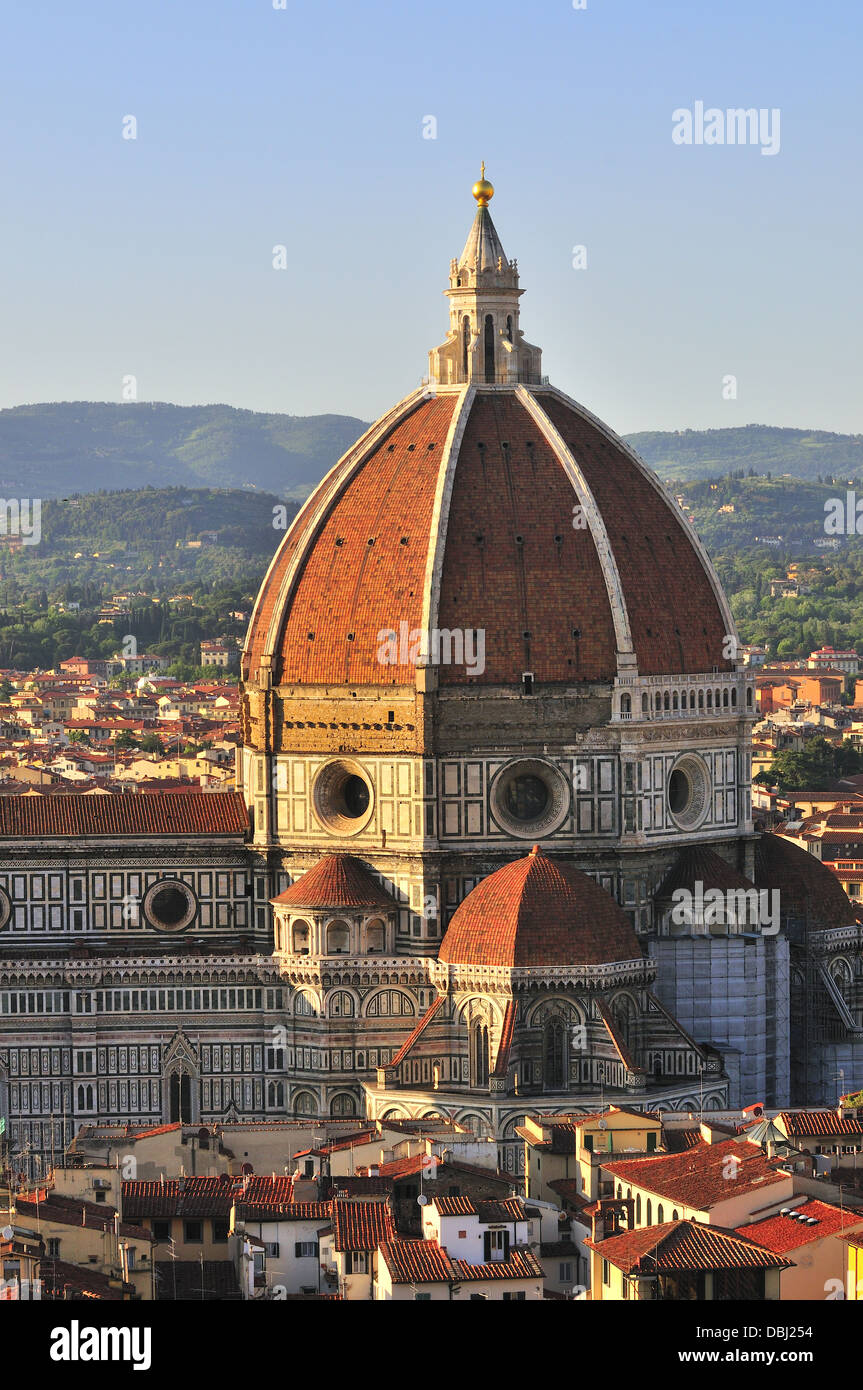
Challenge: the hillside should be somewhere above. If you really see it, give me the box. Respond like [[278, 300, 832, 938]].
[[3, 406, 863, 499], [626, 424, 863, 484], [0, 402, 369, 499]]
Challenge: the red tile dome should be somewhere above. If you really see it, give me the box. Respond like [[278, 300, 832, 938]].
[[242, 385, 735, 691], [271, 854, 394, 910], [754, 833, 856, 931], [437, 846, 643, 968]]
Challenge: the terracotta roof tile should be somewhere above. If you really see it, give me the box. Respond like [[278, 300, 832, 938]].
[[538, 393, 732, 677], [248, 395, 457, 685], [272, 855, 394, 910], [38, 1258, 135, 1301], [438, 846, 642, 968], [737, 1199, 863, 1253], [585, 1220, 792, 1273], [433, 1195, 476, 1217], [16, 1193, 150, 1243], [122, 1175, 293, 1219], [388, 995, 446, 1068], [331, 1198, 394, 1252], [450, 1250, 544, 1281], [603, 1139, 788, 1210], [436, 393, 618, 684], [244, 388, 731, 690], [0, 790, 248, 839], [777, 1110, 863, 1137], [379, 1238, 454, 1283], [491, 998, 518, 1077]]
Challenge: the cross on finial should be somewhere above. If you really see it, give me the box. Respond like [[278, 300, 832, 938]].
[[480, 160, 485, 179]]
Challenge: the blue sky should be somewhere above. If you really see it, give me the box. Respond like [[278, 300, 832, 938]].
[[1, 0, 860, 434]]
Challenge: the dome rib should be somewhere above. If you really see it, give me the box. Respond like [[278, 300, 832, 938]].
[[438, 846, 643, 968], [539, 386, 738, 674], [243, 386, 736, 689], [517, 385, 635, 674]]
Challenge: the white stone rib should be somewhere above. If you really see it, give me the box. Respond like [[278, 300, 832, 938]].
[[542, 384, 739, 652], [421, 384, 476, 643], [249, 386, 431, 683], [516, 385, 637, 676]]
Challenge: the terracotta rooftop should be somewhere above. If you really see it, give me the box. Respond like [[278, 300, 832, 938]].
[[0, 790, 249, 839], [432, 1196, 525, 1222], [331, 1198, 394, 1253], [16, 1192, 150, 1243], [122, 1175, 293, 1219], [603, 1139, 788, 1211], [737, 1199, 863, 1253], [378, 1237, 543, 1285], [39, 1257, 136, 1301], [777, 1110, 863, 1137], [438, 846, 643, 968], [585, 1220, 792, 1274], [271, 855, 394, 910]]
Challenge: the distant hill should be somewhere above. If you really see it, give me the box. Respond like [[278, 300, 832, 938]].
[[2, 406, 862, 499], [625, 424, 863, 483], [0, 402, 369, 499]]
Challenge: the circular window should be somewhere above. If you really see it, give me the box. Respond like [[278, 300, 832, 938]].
[[313, 760, 375, 836], [504, 775, 549, 822], [667, 754, 711, 830], [143, 879, 197, 933], [490, 759, 570, 839], [343, 775, 370, 818]]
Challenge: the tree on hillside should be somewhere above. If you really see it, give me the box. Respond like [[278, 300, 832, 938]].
[[754, 736, 863, 793]]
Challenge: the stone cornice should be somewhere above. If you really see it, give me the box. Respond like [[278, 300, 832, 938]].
[[429, 956, 656, 995]]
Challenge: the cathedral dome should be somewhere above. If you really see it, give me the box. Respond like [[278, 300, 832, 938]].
[[243, 179, 735, 694], [271, 853, 394, 910], [437, 846, 643, 968], [754, 833, 856, 931]]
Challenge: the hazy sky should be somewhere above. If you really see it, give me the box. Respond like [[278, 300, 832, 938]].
[[2, 0, 860, 434]]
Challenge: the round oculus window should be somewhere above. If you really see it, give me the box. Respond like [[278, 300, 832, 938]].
[[313, 760, 375, 836], [143, 879, 197, 933], [504, 775, 549, 822], [667, 754, 711, 831], [490, 759, 570, 839]]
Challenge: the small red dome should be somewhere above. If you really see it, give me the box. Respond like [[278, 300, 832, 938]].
[[438, 846, 643, 968], [271, 854, 394, 910]]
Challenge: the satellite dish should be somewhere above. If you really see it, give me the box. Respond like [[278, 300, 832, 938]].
[[417, 1194, 429, 1207], [598, 1119, 607, 1130], [1, 1225, 13, 1241]]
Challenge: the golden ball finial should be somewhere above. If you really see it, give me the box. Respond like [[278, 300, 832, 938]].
[[472, 160, 494, 208]]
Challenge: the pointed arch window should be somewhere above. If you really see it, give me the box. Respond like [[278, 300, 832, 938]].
[[462, 316, 471, 377], [506, 314, 513, 343], [543, 1018, 568, 1091], [169, 1072, 192, 1124], [484, 314, 495, 382], [471, 1022, 490, 1088]]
